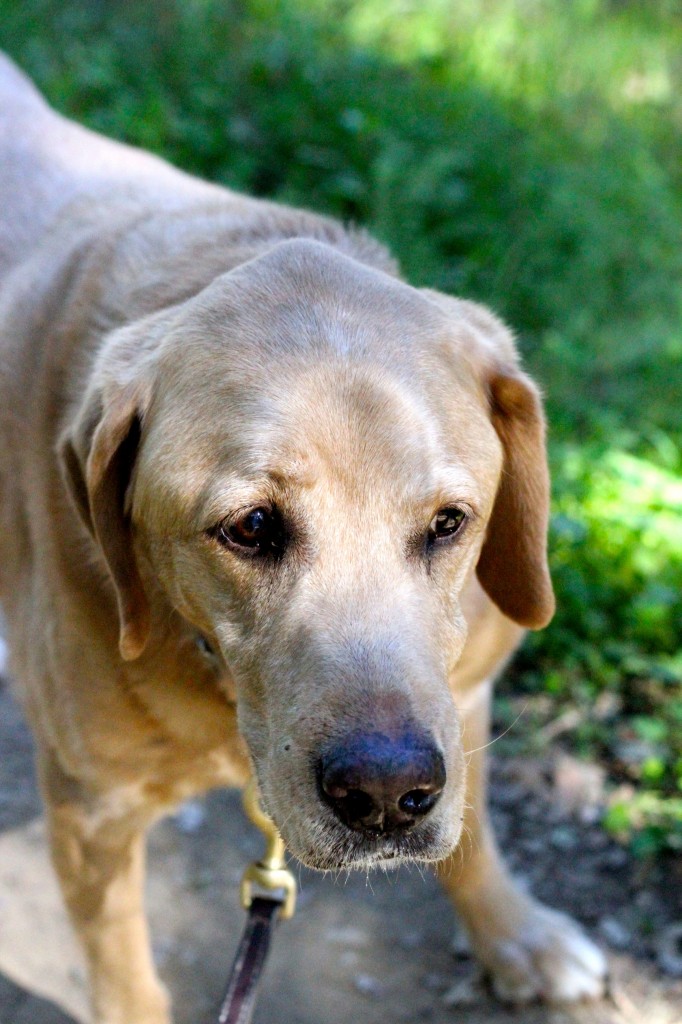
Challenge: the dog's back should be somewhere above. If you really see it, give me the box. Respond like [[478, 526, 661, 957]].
[[0, 52, 221, 283]]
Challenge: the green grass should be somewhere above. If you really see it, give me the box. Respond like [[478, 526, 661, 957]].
[[1, 0, 680, 851]]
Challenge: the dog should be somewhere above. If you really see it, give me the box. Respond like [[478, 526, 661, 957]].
[[0, 52, 607, 1023]]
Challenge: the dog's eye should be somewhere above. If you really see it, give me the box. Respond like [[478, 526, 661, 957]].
[[215, 507, 285, 557], [428, 507, 466, 544]]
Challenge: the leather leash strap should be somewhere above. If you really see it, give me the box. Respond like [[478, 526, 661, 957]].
[[216, 896, 282, 1024], [215, 781, 297, 1024]]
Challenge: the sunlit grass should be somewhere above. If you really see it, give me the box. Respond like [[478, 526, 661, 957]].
[[293, 0, 681, 117]]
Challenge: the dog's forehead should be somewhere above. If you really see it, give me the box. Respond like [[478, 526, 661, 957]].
[[257, 360, 489, 497], [137, 242, 501, 531], [180, 238, 449, 359], [158, 239, 490, 427]]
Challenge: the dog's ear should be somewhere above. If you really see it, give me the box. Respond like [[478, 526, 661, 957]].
[[476, 365, 555, 628], [59, 382, 152, 661], [423, 292, 554, 629]]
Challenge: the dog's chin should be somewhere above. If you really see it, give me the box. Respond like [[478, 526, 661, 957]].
[[280, 815, 461, 873]]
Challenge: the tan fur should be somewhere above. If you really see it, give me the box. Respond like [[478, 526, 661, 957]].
[[0, 52, 605, 1023]]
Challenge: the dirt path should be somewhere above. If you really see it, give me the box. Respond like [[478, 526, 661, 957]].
[[1, 674, 680, 1024]]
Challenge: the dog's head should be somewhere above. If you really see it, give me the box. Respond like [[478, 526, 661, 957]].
[[60, 239, 553, 870]]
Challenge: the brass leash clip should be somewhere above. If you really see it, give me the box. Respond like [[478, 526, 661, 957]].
[[240, 779, 297, 920]]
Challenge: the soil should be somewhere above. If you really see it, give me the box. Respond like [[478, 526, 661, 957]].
[[0, 670, 680, 1024]]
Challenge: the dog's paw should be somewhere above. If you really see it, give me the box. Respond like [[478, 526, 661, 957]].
[[464, 898, 607, 1004]]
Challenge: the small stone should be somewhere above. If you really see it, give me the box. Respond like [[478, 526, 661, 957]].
[[615, 739, 658, 766], [550, 825, 577, 850], [585, 829, 609, 851], [417, 1009, 435, 1021], [326, 925, 369, 947], [450, 927, 472, 958], [442, 977, 481, 1006], [553, 753, 605, 813], [578, 804, 602, 826], [353, 973, 386, 998], [494, 782, 525, 808], [173, 799, 206, 834], [599, 916, 631, 950], [602, 846, 629, 870], [634, 890, 657, 911], [398, 929, 424, 950], [420, 972, 448, 992], [656, 923, 682, 978]]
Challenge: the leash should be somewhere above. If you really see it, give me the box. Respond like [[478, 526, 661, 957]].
[[215, 780, 297, 1024]]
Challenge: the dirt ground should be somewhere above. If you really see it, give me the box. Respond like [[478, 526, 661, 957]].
[[1, 667, 681, 1024]]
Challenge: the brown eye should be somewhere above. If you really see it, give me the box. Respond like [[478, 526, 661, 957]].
[[428, 507, 466, 544], [215, 506, 285, 557]]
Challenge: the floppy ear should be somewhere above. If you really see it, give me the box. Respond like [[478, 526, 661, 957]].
[[476, 367, 555, 629], [421, 291, 555, 629], [59, 385, 151, 661]]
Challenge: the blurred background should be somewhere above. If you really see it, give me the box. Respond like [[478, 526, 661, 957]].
[[0, 1, 681, 1020]]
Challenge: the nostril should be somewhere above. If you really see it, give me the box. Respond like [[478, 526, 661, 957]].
[[398, 788, 440, 817], [338, 788, 375, 821], [319, 770, 377, 820]]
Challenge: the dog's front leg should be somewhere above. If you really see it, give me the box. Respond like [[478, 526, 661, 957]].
[[437, 682, 607, 1003], [38, 751, 170, 1024]]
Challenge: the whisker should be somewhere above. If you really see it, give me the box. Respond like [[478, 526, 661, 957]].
[[465, 702, 528, 757]]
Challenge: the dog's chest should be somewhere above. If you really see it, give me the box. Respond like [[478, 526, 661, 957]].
[[109, 642, 249, 796]]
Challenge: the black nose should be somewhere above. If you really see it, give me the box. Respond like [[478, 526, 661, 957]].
[[317, 731, 446, 836]]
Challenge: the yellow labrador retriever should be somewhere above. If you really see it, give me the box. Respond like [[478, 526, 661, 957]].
[[0, 53, 606, 1022]]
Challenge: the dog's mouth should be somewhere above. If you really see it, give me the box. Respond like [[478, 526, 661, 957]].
[[289, 813, 453, 872], [266, 791, 458, 873]]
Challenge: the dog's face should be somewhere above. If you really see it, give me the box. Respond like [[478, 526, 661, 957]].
[[61, 240, 553, 870]]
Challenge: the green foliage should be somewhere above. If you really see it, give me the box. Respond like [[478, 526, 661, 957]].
[[1, 0, 680, 850], [516, 443, 682, 852]]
